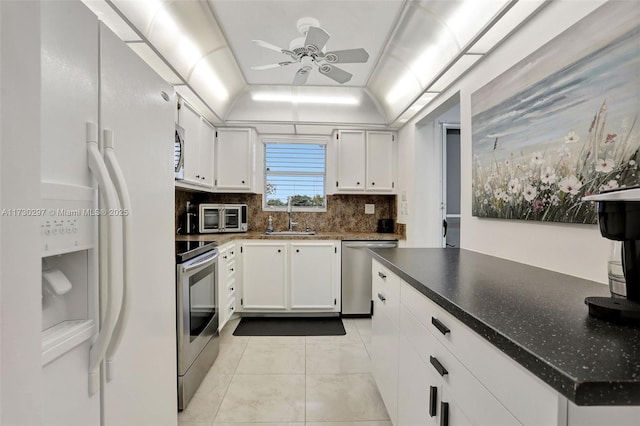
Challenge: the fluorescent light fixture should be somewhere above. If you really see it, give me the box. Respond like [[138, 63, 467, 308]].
[[429, 54, 482, 92], [470, 1, 547, 54], [386, 72, 421, 105], [190, 60, 229, 102], [177, 36, 202, 69], [445, 0, 510, 48], [251, 93, 360, 105]]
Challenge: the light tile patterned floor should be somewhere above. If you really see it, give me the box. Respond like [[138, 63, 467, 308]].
[[178, 318, 391, 426]]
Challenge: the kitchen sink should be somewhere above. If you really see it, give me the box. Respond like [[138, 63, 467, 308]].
[[262, 231, 317, 236]]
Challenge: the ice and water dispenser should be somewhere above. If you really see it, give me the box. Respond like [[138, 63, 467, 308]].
[[41, 182, 97, 366]]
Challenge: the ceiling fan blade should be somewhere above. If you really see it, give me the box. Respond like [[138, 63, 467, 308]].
[[293, 66, 312, 85], [251, 62, 295, 70], [304, 26, 330, 52], [318, 64, 352, 84], [252, 39, 288, 53], [322, 48, 370, 64]]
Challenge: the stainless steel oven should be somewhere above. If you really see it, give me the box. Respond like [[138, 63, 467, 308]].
[[175, 241, 219, 410]]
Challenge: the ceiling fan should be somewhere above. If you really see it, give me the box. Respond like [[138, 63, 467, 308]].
[[251, 17, 370, 85]]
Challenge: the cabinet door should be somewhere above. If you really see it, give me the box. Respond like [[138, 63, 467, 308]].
[[198, 119, 215, 188], [179, 102, 202, 185], [216, 128, 252, 191], [398, 336, 440, 426], [336, 130, 366, 192], [366, 131, 394, 192], [289, 242, 338, 311], [241, 242, 287, 310]]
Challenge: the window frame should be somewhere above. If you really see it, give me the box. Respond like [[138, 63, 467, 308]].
[[262, 136, 329, 212]]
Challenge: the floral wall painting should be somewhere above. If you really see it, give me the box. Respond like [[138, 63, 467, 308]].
[[471, 2, 639, 224]]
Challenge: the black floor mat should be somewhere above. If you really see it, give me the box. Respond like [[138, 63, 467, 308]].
[[232, 317, 346, 336]]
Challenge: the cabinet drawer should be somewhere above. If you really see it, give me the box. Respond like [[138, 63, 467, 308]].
[[401, 281, 559, 426], [400, 307, 521, 426], [372, 259, 400, 326]]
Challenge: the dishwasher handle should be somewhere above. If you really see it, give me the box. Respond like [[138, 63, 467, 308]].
[[343, 242, 398, 249]]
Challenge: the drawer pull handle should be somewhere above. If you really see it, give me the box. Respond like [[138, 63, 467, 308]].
[[230, 287, 234, 291], [440, 401, 449, 426], [377, 293, 386, 303], [429, 385, 437, 417], [430, 356, 448, 377], [378, 271, 387, 279], [230, 268, 234, 272], [431, 317, 450, 335]]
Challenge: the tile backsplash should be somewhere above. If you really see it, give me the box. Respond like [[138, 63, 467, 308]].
[[175, 190, 397, 234]]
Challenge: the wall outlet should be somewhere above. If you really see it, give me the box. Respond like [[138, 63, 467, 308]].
[[365, 204, 375, 214]]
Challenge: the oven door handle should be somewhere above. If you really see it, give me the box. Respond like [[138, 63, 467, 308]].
[[182, 251, 219, 272]]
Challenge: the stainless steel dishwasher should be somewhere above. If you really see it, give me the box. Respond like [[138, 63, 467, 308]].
[[341, 240, 398, 316]]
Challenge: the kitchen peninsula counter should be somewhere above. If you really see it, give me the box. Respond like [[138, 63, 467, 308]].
[[370, 247, 640, 406], [176, 231, 403, 245]]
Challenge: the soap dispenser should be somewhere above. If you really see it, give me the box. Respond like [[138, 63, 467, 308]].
[[267, 215, 274, 233]]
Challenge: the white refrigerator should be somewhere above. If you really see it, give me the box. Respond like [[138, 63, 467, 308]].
[[13, 1, 177, 424]]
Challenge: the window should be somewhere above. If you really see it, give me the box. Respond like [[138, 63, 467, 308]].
[[263, 140, 326, 211]]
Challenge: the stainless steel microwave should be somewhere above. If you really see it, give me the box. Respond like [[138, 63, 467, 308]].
[[199, 204, 248, 233]]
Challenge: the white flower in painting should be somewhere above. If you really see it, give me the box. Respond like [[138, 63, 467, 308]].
[[502, 193, 510, 202], [630, 160, 636, 166], [558, 175, 583, 195], [595, 158, 615, 173], [508, 178, 520, 194], [601, 180, 620, 191], [475, 190, 482, 197], [564, 131, 580, 144], [523, 185, 537, 202], [484, 183, 492, 193], [531, 152, 544, 165], [540, 167, 557, 184], [504, 159, 511, 166], [483, 199, 489, 205], [550, 194, 560, 206]]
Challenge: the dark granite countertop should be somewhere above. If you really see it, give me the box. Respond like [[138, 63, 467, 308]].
[[369, 248, 640, 406]]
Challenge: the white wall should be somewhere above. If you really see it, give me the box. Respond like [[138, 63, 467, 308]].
[[398, 0, 613, 283], [1, 1, 44, 424]]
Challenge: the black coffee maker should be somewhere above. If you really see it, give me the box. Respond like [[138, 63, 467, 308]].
[[583, 187, 640, 323]]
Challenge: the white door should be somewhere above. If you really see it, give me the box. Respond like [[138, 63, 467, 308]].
[[336, 130, 366, 191], [100, 23, 177, 426], [441, 124, 461, 248], [289, 242, 337, 310], [216, 128, 252, 190], [241, 242, 287, 310], [366, 131, 395, 192]]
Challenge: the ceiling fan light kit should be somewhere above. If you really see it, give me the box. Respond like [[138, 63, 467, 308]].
[[251, 16, 370, 85]]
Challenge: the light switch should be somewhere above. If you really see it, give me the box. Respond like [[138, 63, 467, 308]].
[[365, 204, 375, 214]]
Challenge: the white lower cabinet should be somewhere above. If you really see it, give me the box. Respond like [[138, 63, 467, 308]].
[[371, 258, 640, 426], [290, 242, 339, 310], [238, 240, 340, 313]]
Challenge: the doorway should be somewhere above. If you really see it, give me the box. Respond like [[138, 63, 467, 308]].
[[441, 123, 460, 248]]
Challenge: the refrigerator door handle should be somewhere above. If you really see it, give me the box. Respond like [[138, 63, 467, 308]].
[[86, 122, 124, 395], [103, 129, 132, 382]]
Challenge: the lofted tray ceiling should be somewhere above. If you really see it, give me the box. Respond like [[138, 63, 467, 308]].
[[84, 0, 548, 130]]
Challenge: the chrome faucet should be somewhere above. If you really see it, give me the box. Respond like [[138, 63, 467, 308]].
[[287, 197, 298, 231]]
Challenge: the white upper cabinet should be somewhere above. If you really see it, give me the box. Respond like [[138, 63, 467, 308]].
[[335, 130, 395, 193], [199, 120, 215, 188], [366, 131, 395, 192], [336, 130, 366, 192], [215, 128, 255, 192], [178, 101, 214, 188]]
